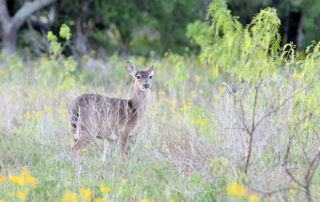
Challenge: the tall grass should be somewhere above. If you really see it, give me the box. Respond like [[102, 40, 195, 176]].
[[0, 52, 319, 201]]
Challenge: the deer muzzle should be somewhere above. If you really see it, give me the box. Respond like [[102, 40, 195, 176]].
[[143, 83, 150, 88]]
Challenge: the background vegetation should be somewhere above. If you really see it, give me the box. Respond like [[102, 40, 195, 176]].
[[1, 0, 320, 56], [1, 0, 320, 201]]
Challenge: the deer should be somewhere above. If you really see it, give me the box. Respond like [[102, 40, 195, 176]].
[[67, 61, 156, 167]]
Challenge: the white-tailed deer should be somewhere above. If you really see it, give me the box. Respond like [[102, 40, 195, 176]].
[[68, 61, 156, 166]]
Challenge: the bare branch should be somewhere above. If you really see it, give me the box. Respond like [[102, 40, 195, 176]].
[[254, 86, 311, 130], [13, 0, 57, 28], [244, 76, 263, 174], [249, 185, 305, 195], [251, 72, 263, 133], [240, 101, 250, 135], [305, 150, 320, 181], [284, 116, 308, 188]]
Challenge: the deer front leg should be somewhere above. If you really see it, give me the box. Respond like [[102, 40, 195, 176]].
[[120, 136, 128, 166], [120, 133, 129, 178]]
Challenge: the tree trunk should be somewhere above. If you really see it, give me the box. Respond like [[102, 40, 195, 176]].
[[1, 22, 18, 55], [0, 0, 57, 55], [71, 17, 89, 57]]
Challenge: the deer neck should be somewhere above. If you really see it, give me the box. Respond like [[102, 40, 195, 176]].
[[130, 86, 150, 119]]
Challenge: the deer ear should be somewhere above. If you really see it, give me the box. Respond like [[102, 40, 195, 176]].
[[126, 61, 137, 76], [146, 62, 157, 75]]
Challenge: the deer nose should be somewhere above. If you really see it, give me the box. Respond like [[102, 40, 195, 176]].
[[143, 83, 150, 88]]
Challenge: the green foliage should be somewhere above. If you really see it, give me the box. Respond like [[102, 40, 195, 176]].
[[47, 31, 57, 41], [59, 24, 71, 40], [47, 31, 61, 57], [164, 52, 189, 87], [55, 0, 207, 56], [196, 2, 320, 200], [186, 20, 215, 50], [6, 54, 22, 72], [201, 0, 282, 80], [35, 25, 79, 89], [7, 0, 320, 56], [190, 107, 209, 134]]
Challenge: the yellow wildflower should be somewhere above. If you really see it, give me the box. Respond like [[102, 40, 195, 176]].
[[82, 54, 89, 60], [9, 175, 23, 185], [46, 106, 52, 111], [182, 85, 186, 90], [22, 167, 27, 171], [80, 187, 92, 202], [94, 198, 106, 202], [227, 182, 247, 196], [290, 189, 295, 194], [82, 149, 86, 152], [144, 145, 148, 149], [0, 176, 6, 185], [175, 139, 178, 142], [141, 199, 151, 202], [61, 190, 78, 202], [17, 190, 26, 201], [0, 199, 6, 202], [195, 75, 201, 82], [19, 171, 36, 187], [82, 85, 87, 89], [100, 184, 111, 193], [248, 194, 260, 201], [179, 105, 190, 111]]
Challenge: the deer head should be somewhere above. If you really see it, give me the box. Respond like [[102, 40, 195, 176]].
[[126, 61, 157, 92]]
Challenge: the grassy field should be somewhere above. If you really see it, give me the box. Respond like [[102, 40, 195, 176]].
[[0, 52, 320, 202]]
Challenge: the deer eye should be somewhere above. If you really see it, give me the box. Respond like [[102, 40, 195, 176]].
[[149, 76, 152, 79], [137, 75, 141, 79]]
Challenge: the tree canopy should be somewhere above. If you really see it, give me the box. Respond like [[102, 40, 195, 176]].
[[0, 0, 320, 56]]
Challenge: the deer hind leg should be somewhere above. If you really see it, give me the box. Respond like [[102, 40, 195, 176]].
[[71, 129, 93, 165], [101, 139, 114, 163]]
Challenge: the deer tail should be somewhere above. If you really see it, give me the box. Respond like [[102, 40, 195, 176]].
[[70, 106, 81, 141]]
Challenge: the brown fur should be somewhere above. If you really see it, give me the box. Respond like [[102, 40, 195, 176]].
[[67, 61, 156, 166]]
